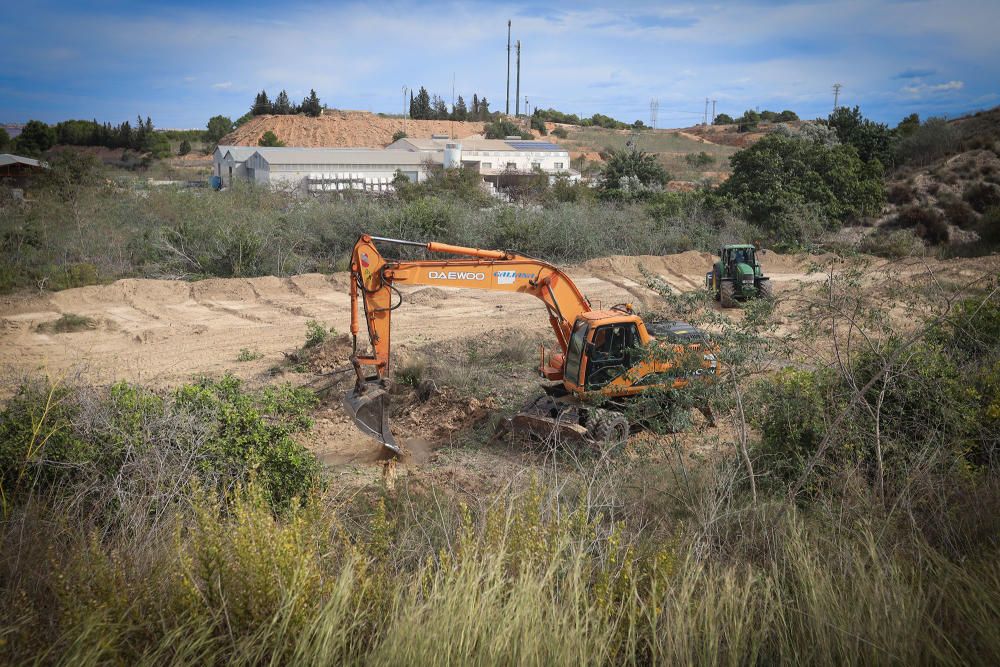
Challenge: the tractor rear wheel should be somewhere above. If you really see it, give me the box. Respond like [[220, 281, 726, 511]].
[[720, 281, 737, 308], [759, 280, 774, 300], [588, 409, 629, 451]]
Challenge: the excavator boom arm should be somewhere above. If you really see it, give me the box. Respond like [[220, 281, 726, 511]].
[[350, 235, 592, 376]]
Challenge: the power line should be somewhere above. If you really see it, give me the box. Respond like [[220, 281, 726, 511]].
[[703, 98, 709, 126], [711, 99, 717, 125], [649, 98, 659, 129], [832, 83, 842, 112], [515, 40, 521, 117]]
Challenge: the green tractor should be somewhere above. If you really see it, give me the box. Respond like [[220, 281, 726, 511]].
[[705, 244, 773, 308]]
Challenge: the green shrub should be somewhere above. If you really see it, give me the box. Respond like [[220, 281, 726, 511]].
[[391, 130, 407, 142], [237, 347, 264, 362], [304, 320, 330, 348], [551, 127, 568, 139]]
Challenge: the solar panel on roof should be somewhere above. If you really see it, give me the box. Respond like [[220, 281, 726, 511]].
[[504, 141, 563, 151]]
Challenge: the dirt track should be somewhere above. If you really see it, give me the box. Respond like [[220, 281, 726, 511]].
[[2, 250, 996, 463]]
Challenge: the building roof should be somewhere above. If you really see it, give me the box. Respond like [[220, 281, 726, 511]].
[[0, 154, 46, 169], [388, 137, 568, 153], [252, 148, 441, 166]]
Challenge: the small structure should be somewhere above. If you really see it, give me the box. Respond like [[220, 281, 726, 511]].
[[0, 154, 49, 191]]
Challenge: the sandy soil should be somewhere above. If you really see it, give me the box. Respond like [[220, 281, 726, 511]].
[[3, 250, 996, 467], [221, 111, 487, 148]]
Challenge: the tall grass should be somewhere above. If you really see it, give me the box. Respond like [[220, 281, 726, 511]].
[[1, 470, 998, 665]]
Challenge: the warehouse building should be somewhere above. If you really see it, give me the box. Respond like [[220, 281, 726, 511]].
[[211, 135, 577, 194], [212, 145, 440, 191]]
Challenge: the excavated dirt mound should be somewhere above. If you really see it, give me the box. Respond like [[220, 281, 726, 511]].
[[220, 111, 487, 148]]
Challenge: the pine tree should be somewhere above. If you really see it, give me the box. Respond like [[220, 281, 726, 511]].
[[274, 90, 292, 115], [431, 95, 448, 120], [472, 94, 480, 118], [478, 97, 490, 121], [414, 87, 431, 120], [453, 95, 468, 121], [252, 90, 272, 116], [301, 89, 322, 117], [409, 91, 416, 119]]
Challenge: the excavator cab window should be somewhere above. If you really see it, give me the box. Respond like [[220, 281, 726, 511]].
[[564, 320, 589, 386], [586, 322, 641, 389]]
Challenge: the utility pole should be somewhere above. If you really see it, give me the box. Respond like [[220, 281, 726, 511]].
[[515, 40, 521, 117], [833, 83, 842, 112], [506, 20, 511, 116], [711, 99, 717, 125], [704, 98, 709, 126], [402, 85, 408, 135], [649, 98, 659, 129], [525, 96, 529, 118]]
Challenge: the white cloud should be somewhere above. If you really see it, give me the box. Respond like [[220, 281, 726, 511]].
[[901, 80, 965, 96], [211, 82, 233, 90]]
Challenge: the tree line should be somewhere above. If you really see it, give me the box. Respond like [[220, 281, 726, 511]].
[[407, 86, 494, 121], [250, 89, 323, 118], [6, 116, 171, 158]]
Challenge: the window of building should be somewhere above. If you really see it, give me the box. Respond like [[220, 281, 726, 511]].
[[506, 162, 517, 169], [531, 162, 541, 169], [482, 162, 492, 169], [554, 162, 564, 169]]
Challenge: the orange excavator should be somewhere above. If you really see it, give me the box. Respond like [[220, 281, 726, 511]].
[[345, 234, 719, 453]]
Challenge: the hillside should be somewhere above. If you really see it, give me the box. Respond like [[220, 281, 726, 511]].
[[220, 110, 487, 148]]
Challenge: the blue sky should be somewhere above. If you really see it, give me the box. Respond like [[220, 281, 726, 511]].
[[2, 0, 998, 129]]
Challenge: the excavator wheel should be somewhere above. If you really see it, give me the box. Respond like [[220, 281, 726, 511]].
[[587, 409, 629, 451], [720, 281, 737, 309]]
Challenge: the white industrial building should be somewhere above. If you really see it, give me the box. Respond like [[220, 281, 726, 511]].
[[387, 136, 579, 185], [212, 136, 577, 194]]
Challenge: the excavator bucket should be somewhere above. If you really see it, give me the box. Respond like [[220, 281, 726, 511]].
[[344, 382, 400, 454]]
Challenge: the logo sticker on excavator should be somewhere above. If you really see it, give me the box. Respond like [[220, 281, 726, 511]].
[[428, 271, 485, 281], [360, 252, 370, 268], [495, 271, 533, 285]]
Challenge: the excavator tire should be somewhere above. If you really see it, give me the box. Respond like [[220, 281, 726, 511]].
[[720, 281, 737, 309], [588, 409, 629, 451], [759, 280, 774, 300]]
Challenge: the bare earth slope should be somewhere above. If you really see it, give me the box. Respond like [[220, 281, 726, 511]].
[[221, 111, 487, 148]]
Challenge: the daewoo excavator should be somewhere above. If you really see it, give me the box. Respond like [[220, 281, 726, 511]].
[[345, 234, 719, 454]]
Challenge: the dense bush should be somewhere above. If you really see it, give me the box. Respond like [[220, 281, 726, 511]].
[[0, 375, 321, 513], [599, 148, 670, 199], [894, 205, 949, 244], [894, 117, 961, 167], [827, 105, 894, 167], [964, 182, 1000, 213], [720, 132, 886, 234]]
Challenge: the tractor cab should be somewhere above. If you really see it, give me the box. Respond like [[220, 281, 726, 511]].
[[706, 243, 773, 308]]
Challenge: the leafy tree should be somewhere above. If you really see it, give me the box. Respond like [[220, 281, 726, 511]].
[[551, 127, 569, 139], [720, 132, 885, 235], [206, 115, 234, 144], [896, 113, 920, 137], [13, 120, 57, 155], [713, 113, 735, 125], [252, 90, 272, 115], [258, 131, 285, 147], [530, 116, 547, 135], [827, 106, 893, 166], [484, 119, 522, 139], [0, 127, 10, 151], [431, 95, 449, 120], [301, 89, 322, 117], [178, 140, 191, 156], [737, 109, 760, 132], [777, 110, 799, 122], [894, 117, 959, 167], [453, 95, 468, 121], [235, 112, 254, 128], [599, 147, 670, 197]]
